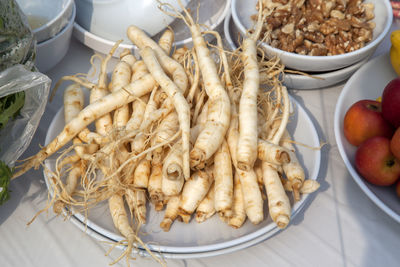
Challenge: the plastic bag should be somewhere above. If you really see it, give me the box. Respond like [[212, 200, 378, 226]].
[[0, 65, 51, 166], [0, 0, 51, 166]]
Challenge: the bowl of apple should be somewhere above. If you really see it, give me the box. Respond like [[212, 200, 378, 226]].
[[334, 52, 400, 223]]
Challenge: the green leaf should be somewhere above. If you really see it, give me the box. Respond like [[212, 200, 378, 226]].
[[0, 160, 12, 205], [0, 91, 25, 130]]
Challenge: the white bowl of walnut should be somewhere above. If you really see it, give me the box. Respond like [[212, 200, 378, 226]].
[[231, 0, 393, 72]]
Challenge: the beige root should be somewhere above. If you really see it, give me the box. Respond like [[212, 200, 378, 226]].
[[53, 161, 82, 214], [168, 2, 231, 169], [158, 27, 174, 55], [127, 25, 188, 93], [162, 141, 183, 182], [140, 46, 191, 180], [261, 161, 291, 229], [283, 179, 320, 194], [213, 139, 233, 219], [161, 168, 184, 197], [148, 163, 164, 211], [160, 195, 180, 231], [228, 171, 247, 228], [195, 182, 216, 223], [132, 158, 151, 188], [111, 59, 133, 128], [178, 168, 214, 223], [257, 139, 290, 165], [151, 111, 179, 164], [13, 73, 156, 179], [108, 193, 135, 266], [280, 130, 307, 201], [53, 84, 88, 213], [236, 37, 260, 171], [226, 86, 263, 225]]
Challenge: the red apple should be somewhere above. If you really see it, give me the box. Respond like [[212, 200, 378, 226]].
[[390, 127, 400, 160], [382, 78, 400, 128], [343, 100, 394, 146], [355, 136, 400, 186]]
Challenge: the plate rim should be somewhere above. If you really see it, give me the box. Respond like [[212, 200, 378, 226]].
[[43, 94, 321, 254], [67, 208, 278, 259], [334, 52, 400, 224]]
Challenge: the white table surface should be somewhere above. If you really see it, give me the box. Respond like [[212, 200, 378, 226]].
[[2, 18, 400, 267]]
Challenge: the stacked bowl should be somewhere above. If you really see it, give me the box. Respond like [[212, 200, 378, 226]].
[[16, 0, 76, 72], [229, 0, 393, 89]]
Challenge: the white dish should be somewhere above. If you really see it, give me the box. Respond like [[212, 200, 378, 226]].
[[75, 0, 189, 42], [17, 0, 74, 43], [223, 11, 369, 90], [231, 0, 392, 72], [44, 94, 321, 255], [72, 0, 231, 57], [334, 52, 400, 224], [35, 2, 75, 73]]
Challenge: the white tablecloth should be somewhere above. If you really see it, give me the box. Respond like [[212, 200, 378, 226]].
[[2, 20, 400, 267]]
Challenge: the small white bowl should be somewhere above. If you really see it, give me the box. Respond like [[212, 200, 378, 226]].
[[231, 0, 393, 72], [35, 2, 75, 73], [75, 0, 189, 43], [16, 0, 74, 43], [73, 0, 231, 57], [224, 10, 371, 89]]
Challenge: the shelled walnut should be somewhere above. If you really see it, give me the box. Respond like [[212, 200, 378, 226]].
[[254, 0, 375, 56]]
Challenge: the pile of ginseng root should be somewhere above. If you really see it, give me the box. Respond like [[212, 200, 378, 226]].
[[13, 1, 320, 266]]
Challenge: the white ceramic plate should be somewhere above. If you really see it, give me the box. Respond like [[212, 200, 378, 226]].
[[72, 0, 231, 57], [334, 52, 400, 224], [43, 93, 321, 255], [223, 11, 370, 90]]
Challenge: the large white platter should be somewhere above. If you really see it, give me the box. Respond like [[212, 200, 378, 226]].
[[44, 95, 321, 255], [334, 52, 400, 224]]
